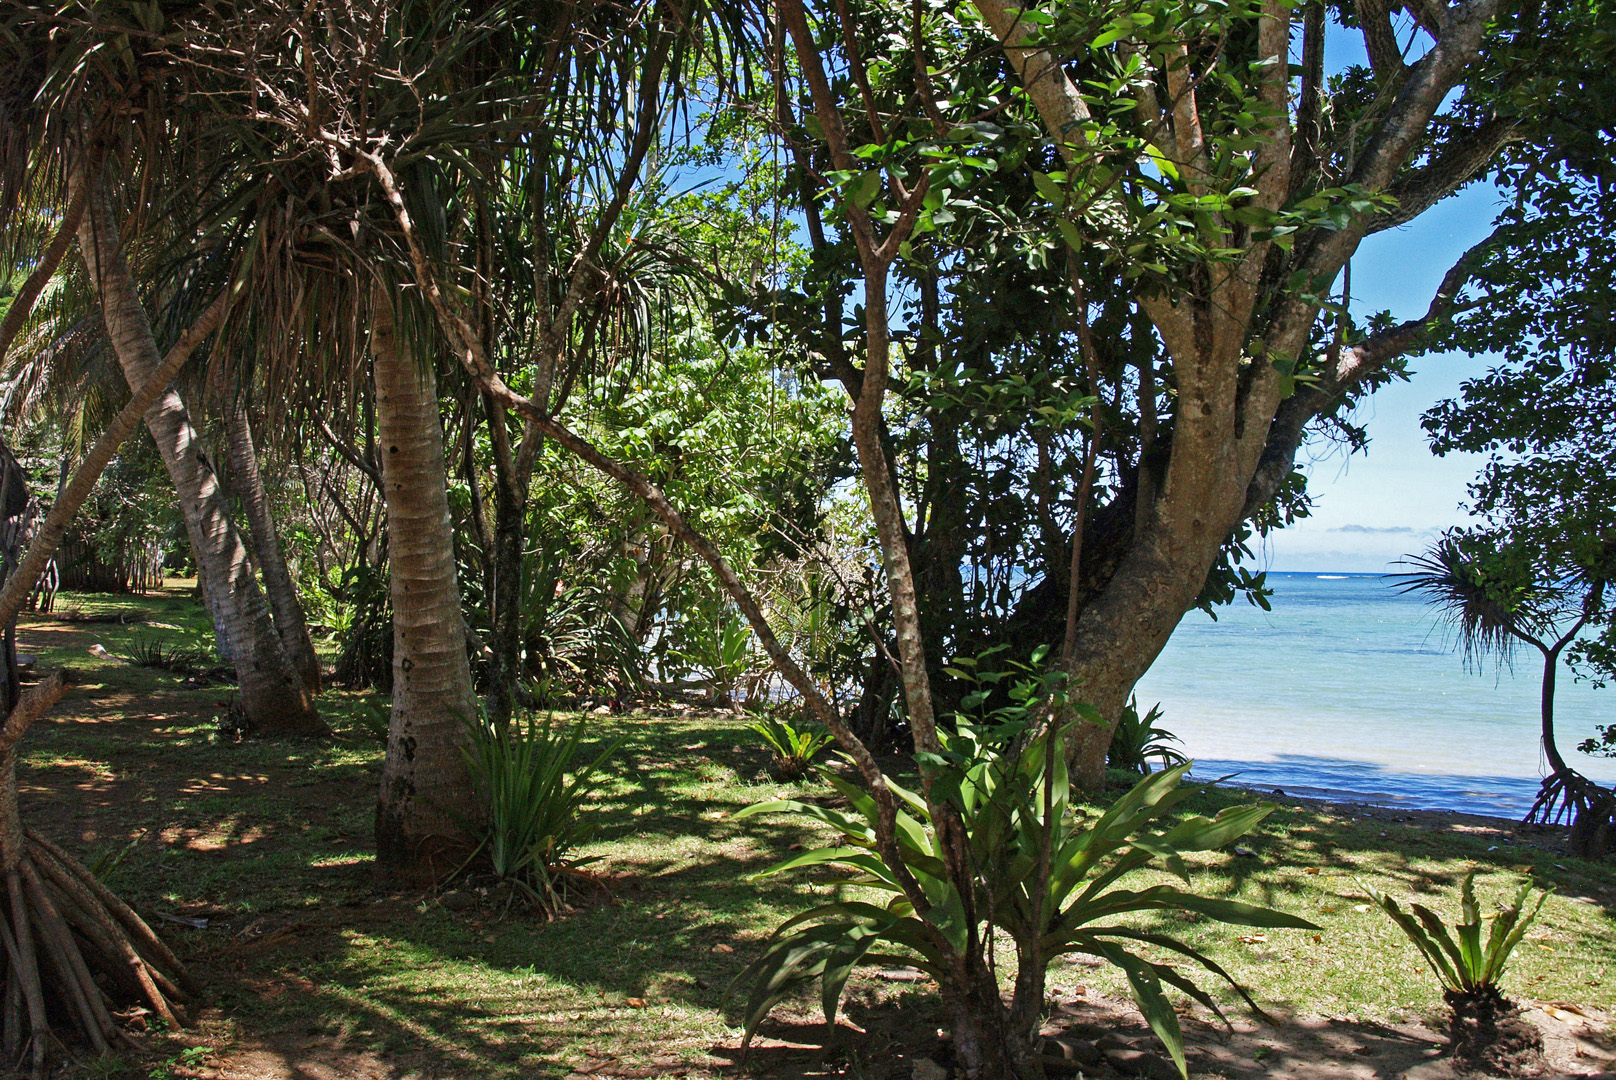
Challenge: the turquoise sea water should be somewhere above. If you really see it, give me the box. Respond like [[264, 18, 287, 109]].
[[1132, 572, 1616, 817]]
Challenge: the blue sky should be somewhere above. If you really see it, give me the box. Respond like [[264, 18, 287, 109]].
[[1261, 183, 1503, 574], [1261, 16, 1498, 574]]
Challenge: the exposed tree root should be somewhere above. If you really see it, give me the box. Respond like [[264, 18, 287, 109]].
[[0, 672, 193, 1077], [1446, 987, 1543, 1075], [1527, 768, 1616, 857]]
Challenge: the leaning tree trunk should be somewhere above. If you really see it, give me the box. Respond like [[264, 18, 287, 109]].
[[220, 384, 323, 695], [75, 172, 325, 737], [0, 287, 223, 1076], [371, 283, 482, 885]]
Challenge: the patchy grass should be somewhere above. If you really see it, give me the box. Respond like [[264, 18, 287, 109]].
[[16, 585, 1616, 1079]]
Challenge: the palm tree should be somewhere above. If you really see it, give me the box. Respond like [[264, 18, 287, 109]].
[[1395, 533, 1613, 852], [3, 4, 326, 735], [216, 365, 323, 694], [74, 170, 326, 736], [370, 281, 481, 882]]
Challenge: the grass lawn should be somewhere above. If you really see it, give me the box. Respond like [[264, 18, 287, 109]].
[[15, 585, 1616, 1079]]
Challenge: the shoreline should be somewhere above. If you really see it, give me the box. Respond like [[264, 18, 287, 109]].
[[1224, 779, 1576, 849]]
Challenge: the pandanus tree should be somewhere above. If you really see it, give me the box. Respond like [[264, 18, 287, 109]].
[[1396, 533, 1614, 854], [1, 5, 325, 735], [173, 0, 755, 879]]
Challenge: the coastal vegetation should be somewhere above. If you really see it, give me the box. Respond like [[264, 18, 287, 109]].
[[7, 594, 1616, 1079], [0, 0, 1612, 1076]]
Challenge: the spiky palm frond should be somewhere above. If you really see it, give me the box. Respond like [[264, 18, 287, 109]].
[[1392, 533, 1564, 670]]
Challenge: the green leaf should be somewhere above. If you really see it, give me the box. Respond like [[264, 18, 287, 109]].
[[1142, 143, 1180, 182], [1056, 217, 1084, 251], [1032, 171, 1065, 204], [848, 170, 883, 209], [1091, 940, 1188, 1078], [1091, 24, 1129, 50]]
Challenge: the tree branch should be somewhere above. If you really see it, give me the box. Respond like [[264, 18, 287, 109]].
[[1369, 115, 1521, 234], [1242, 228, 1494, 517], [1357, 0, 1409, 83], [970, 0, 1094, 167]]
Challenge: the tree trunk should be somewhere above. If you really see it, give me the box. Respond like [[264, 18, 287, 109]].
[[371, 283, 482, 885], [484, 395, 530, 730], [1539, 644, 1570, 777], [75, 172, 324, 737], [219, 383, 323, 695], [944, 962, 1040, 1080]]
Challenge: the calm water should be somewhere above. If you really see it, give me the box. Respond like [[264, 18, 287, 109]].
[[1132, 572, 1616, 817]]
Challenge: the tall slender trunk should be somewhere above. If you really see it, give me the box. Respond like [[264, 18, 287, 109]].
[[75, 172, 324, 737], [1539, 643, 1570, 777], [484, 395, 529, 730], [219, 382, 323, 695], [371, 283, 481, 884]]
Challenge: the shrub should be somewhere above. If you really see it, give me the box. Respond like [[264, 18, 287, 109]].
[[734, 712, 1315, 1077], [462, 714, 624, 909], [747, 712, 834, 780], [1367, 871, 1549, 1003], [1368, 871, 1551, 1068], [1108, 696, 1189, 774]]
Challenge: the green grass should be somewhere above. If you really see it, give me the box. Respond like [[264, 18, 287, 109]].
[[17, 586, 1616, 1078]]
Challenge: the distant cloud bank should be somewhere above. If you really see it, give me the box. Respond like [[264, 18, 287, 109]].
[[1330, 524, 1419, 534]]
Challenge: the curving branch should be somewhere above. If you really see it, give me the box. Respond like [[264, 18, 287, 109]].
[[1369, 115, 1522, 234], [970, 0, 1094, 168], [1243, 227, 1496, 517]]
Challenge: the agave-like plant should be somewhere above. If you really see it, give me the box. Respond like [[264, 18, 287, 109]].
[[748, 712, 835, 780], [1366, 871, 1550, 1007], [1108, 696, 1190, 774], [461, 713, 625, 910], [1394, 533, 1613, 842], [733, 729, 1316, 1078]]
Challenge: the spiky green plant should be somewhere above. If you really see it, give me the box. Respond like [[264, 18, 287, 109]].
[[1107, 697, 1189, 774], [747, 713, 834, 780], [732, 739, 1316, 1078], [1366, 871, 1550, 1005], [462, 713, 624, 910]]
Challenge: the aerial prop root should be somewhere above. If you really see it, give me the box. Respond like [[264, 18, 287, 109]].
[[0, 672, 193, 1077]]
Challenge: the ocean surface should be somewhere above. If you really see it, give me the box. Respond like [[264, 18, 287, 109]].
[[1132, 572, 1616, 818]]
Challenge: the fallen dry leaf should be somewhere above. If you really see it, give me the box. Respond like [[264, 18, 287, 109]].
[[1237, 934, 1269, 944], [626, 997, 647, 1008], [1543, 1005, 1589, 1028]]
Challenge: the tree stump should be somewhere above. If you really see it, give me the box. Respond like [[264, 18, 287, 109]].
[[0, 670, 194, 1076]]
